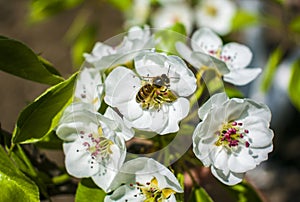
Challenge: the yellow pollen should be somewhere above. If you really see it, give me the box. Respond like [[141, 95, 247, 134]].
[[138, 177, 176, 202]]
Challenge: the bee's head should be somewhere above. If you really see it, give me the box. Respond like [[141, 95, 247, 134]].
[[161, 74, 170, 84], [153, 74, 170, 87]]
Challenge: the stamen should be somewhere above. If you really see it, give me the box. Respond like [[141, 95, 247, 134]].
[[215, 121, 250, 148], [129, 178, 176, 201], [245, 141, 250, 148], [81, 126, 114, 163]]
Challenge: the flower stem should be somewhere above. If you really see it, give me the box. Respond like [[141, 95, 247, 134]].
[[52, 174, 71, 185]]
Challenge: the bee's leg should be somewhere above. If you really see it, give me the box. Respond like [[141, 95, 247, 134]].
[[140, 101, 146, 110], [153, 103, 160, 112], [157, 105, 162, 112]]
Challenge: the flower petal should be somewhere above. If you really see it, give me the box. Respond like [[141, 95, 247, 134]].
[[250, 144, 273, 164], [108, 157, 183, 193], [105, 66, 141, 105], [83, 42, 116, 64], [63, 140, 99, 178], [75, 67, 102, 110], [159, 98, 190, 134], [168, 56, 197, 96], [223, 67, 261, 86], [92, 145, 125, 192], [176, 42, 203, 68], [151, 3, 194, 34], [118, 98, 145, 122], [228, 149, 256, 173], [191, 28, 222, 53], [211, 166, 244, 186], [118, 25, 154, 52], [213, 148, 230, 171], [195, 0, 236, 35], [221, 42, 253, 69], [191, 52, 229, 74], [198, 92, 228, 120], [193, 124, 215, 167], [104, 107, 135, 141], [57, 104, 100, 141], [124, 108, 168, 133], [243, 118, 274, 148], [135, 51, 168, 77], [149, 109, 169, 133], [104, 185, 143, 202], [56, 122, 86, 142], [244, 99, 272, 122]]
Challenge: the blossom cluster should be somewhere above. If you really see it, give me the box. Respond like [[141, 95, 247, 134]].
[[126, 0, 237, 35], [56, 25, 274, 200]]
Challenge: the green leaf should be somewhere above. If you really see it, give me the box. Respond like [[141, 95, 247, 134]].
[[64, 11, 97, 69], [288, 59, 300, 111], [176, 173, 185, 202], [0, 37, 64, 85], [38, 56, 62, 76], [289, 15, 300, 33], [0, 126, 12, 148], [154, 23, 187, 55], [9, 145, 50, 199], [0, 146, 39, 202], [71, 25, 97, 68], [107, 0, 132, 11], [260, 47, 284, 92], [34, 130, 63, 150], [12, 73, 77, 144], [189, 187, 213, 202], [10, 145, 38, 178], [75, 178, 106, 202], [231, 10, 259, 31], [275, 0, 284, 4], [225, 84, 244, 98], [225, 180, 263, 202], [29, 0, 84, 23]]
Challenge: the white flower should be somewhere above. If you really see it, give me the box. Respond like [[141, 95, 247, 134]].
[[195, 0, 236, 35], [151, 3, 194, 35], [125, 0, 151, 27], [74, 67, 103, 111], [84, 25, 156, 70], [192, 93, 274, 185], [104, 51, 196, 135], [176, 28, 262, 85], [56, 103, 134, 192], [104, 157, 183, 202]]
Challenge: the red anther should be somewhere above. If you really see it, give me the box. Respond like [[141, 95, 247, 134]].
[[245, 141, 250, 148]]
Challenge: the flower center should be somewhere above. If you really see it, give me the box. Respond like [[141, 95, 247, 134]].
[[205, 5, 218, 17], [215, 121, 250, 148], [128, 177, 176, 202], [80, 127, 114, 161]]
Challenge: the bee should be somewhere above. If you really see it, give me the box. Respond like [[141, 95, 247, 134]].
[[136, 72, 177, 110]]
